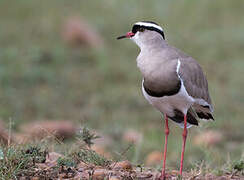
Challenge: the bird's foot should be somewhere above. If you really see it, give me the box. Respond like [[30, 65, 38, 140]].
[[159, 173, 166, 180]]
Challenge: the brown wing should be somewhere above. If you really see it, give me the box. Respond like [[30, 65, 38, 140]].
[[179, 57, 214, 120]]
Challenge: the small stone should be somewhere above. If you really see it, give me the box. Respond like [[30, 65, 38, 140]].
[[216, 176, 228, 180], [92, 169, 107, 180], [19, 177, 26, 180], [77, 162, 89, 170], [59, 173, 66, 178], [78, 168, 84, 172], [76, 171, 89, 179], [113, 160, 133, 171], [109, 177, 120, 180], [31, 177, 39, 180]]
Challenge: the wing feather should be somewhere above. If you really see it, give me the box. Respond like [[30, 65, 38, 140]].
[[178, 57, 214, 120]]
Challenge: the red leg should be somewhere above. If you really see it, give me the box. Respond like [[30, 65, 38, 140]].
[[180, 114, 188, 176], [161, 114, 169, 180]]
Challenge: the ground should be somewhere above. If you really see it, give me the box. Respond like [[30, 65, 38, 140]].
[[0, 127, 243, 179], [0, 144, 243, 179]]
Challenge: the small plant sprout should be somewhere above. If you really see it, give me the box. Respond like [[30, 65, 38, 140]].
[[233, 159, 244, 172], [78, 127, 100, 148]]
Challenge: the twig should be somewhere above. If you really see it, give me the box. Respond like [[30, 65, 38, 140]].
[[112, 143, 134, 169], [8, 117, 13, 147], [38, 126, 64, 145]]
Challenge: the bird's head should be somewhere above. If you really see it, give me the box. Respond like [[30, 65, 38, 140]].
[[117, 21, 165, 49]]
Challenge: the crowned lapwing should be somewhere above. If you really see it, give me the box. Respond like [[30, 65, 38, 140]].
[[117, 21, 214, 179]]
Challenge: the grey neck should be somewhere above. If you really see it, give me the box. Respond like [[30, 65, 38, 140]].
[[139, 37, 168, 53], [136, 39, 169, 81]]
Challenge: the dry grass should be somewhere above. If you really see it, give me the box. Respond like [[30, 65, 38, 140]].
[[0, 127, 243, 179], [0, 143, 243, 179]]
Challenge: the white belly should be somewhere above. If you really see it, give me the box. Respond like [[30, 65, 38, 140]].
[[142, 79, 195, 117]]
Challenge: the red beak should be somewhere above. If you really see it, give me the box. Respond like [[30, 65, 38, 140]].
[[117, 32, 135, 40]]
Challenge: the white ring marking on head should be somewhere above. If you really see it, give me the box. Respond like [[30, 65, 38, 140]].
[[134, 22, 163, 32]]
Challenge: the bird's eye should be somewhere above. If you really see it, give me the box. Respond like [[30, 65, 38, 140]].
[[138, 28, 145, 32]]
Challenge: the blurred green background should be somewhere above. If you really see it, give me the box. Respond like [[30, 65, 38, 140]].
[[0, 0, 244, 170]]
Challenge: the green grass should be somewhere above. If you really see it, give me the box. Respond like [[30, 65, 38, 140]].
[[0, 144, 243, 179], [0, 145, 47, 179], [0, 143, 111, 179], [0, 0, 244, 175]]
